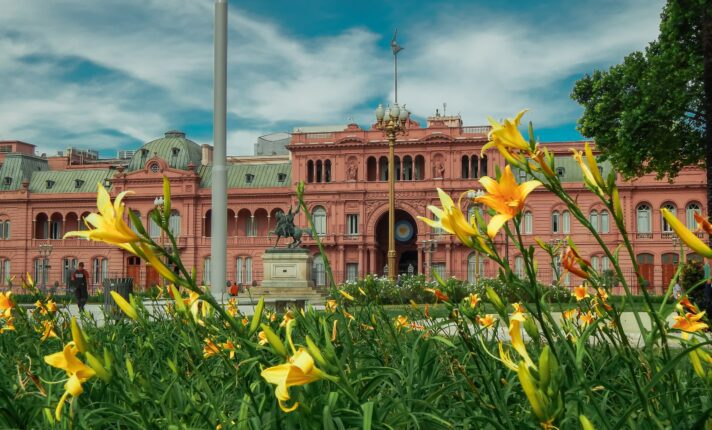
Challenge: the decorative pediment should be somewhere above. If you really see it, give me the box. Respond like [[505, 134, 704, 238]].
[[335, 136, 365, 145], [420, 133, 455, 143]]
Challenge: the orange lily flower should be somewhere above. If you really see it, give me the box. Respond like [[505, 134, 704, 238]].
[[477, 314, 497, 328], [694, 212, 712, 235], [468, 293, 480, 309], [475, 165, 542, 238], [425, 288, 450, 302], [562, 309, 577, 320], [580, 311, 595, 326], [672, 311, 708, 333], [573, 286, 590, 301], [562, 247, 590, 279]]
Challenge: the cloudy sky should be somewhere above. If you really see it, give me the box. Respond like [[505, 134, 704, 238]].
[[0, 0, 664, 157]]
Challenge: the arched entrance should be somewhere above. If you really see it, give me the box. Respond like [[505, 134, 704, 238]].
[[374, 209, 419, 276]]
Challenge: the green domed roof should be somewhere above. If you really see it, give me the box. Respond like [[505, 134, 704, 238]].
[[127, 130, 203, 172]]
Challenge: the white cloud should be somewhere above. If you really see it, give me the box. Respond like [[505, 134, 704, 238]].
[[0, 0, 665, 155]]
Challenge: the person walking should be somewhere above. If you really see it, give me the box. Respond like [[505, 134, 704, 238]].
[[71, 262, 90, 312]]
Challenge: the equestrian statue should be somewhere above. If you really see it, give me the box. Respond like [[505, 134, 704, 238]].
[[268, 205, 314, 248]]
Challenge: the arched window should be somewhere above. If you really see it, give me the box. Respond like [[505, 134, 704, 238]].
[[49, 213, 62, 239], [203, 256, 211, 285], [467, 252, 485, 283], [591, 255, 600, 272], [0, 258, 10, 285], [551, 211, 560, 233], [470, 155, 479, 178], [245, 257, 253, 284], [307, 160, 314, 183], [589, 210, 599, 233], [480, 155, 488, 177], [414, 155, 425, 180], [379, 156, 388, 181], [149, 211, 161, 238], [316, 160, 323, 183], [129, 210, 141, 234], [461, 155, 469, 179], [0, 220, 8, 240], [394, 156, 401, 181], [313, 206, 327, 236], [236, 257, 243, 284], [661, 203, 676, 233], [324, 160, 331, 183], [403, 156, 413, 180], [562, 210, 570, 234], [79, 212, 90, 232], [92, 257, 108, 286], [523, 211, 533, 235], [367, 157, 377, 181], [637, 204, 652, 234], [686, 202, 702, 230], [514, 256, 525, 278], [600, 210, 610, 233], [601, 256, 610, 271], [169, 210, 181, 237], [312, 254, 326, 286]]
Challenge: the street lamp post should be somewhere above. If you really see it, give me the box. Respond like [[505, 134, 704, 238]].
[[467, 190, 485, 284], [375, 103, 410, 281], [421, 239, 437, 281], [38, 243, 53, 294]]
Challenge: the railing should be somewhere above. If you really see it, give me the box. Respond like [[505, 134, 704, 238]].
[[304, 132, 334, 140], [635, 232, 653, 239], [462, 126, 491, 134]]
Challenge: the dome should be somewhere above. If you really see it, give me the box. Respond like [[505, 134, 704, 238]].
[[127, 130, 203, 172]]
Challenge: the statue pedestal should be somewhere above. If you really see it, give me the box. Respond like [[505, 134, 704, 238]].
[[239, 248, 326, 309]]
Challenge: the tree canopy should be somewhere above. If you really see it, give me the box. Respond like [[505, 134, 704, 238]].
[[571, 0, 707, 182]]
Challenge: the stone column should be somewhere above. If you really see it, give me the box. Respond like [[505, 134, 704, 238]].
[[445, 243, 452, 277], [338, 245, 345, 284], [358, 245, 364, 278], [417, 247, 423, 275], [368, 246, 376, 276]]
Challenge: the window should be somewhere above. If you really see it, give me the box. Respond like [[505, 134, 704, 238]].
[[203, 257, 211, 285], [0, 258, 10, 285], [555, 167, 565, 177], [467, 253, 484, 283], [74, 179, 84, 189], [551, 211, 560, 233], [661, 203, 676, 233], [686, 203, 702, 230], [92, 257, 108, 286], [346, 263, 358, 282], [34, 258, 46, 287], [236, 257, 244, 284], [324, 160, 332, 183], [589, 210, 599, 233], [245, 257, 252, 284], [149, 162, 160, 173], [0, 220, 8, 239], [591, 256, 600, 272], [247, 216, 257, 237], [562, 211, 570, 234], [523, 211, 533, 234], [3, 177, 11, 186], [129, 210, 141, 234], [49, 218, 61, 239], [46, 180, 55, 189], [149, 212, 161, 238], [518, 169, 527, 182], [312, 254, 326, 286], [62, 258, 77, 285], [514, 256, 525, 278], [245, 174, 255, 184], [431, 212, 446, 235], [347, 214, 359, 235], [432, 263, 447, 280], [171, 147, 180, 156], [637, 204, 652, 233], [169, 210, 181, 237], [600, 210, 609, 233], [601, 256, 610, 271], [313, 206, 327, 236], [277, 173, 287, 183]]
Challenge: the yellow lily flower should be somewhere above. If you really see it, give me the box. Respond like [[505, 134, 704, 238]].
[[468, 293, 480, 309], [338, 290, 354, 301], [562, 309, 577, 320], [509, 312, 535, 368], [258, 331, 269, 346], [672, 311, 709, 333], [661, 208, 712, 258], [498, 342, 519, 371], [478, 314, 496, 329], [110, 291, 138, 321], [476, 166, 542, 238], [40, 321, 59, 341], [573, 285, 590, 301], [1, 315, 15, 333], [261, 348, 326, 412], [518, 361, 548, 422], [44, 343, 96, 420], [481, 109, 531, 154], [418, 188, 490, 251], [580, 311, 595, 326], [0, 291, 14, 311], [325, 300, 337, 313], [395, 315, 409, 330], [63, 183, 139, 244]]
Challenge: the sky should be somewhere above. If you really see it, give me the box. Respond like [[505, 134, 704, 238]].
[[0, 0, 665, 158]]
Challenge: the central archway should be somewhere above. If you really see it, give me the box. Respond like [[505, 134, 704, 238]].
[[374, 209, 419, 276]]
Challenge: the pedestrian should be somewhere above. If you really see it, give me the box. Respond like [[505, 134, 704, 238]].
[[229, 281, 238, 296], [673, 281, 682, 300], [71, 262, 90, 313]]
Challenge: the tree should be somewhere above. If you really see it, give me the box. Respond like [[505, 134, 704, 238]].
[[572, 0, 712, 226]]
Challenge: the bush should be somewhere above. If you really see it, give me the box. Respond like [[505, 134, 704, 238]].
[[681, 259, 706, 307]]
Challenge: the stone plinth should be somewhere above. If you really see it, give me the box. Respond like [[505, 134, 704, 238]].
[[239, 248, 325, 307]]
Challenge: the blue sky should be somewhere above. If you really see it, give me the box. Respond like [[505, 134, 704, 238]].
[[0, 0, 664, 157]]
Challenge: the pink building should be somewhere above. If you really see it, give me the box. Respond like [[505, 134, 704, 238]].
[[0, 113, 706, 294]]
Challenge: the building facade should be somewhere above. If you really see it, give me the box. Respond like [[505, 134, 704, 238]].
[[0, 113, 706, 294]]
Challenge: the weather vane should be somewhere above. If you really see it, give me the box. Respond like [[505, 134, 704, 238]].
[[391, 29, 404, 104]]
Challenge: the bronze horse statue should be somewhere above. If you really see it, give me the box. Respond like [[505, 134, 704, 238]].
[[268, 206, 314, 248]]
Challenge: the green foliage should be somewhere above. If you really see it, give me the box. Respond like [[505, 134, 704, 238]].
[[571, 1, 707, 181], [681, 259, 706, 305]]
